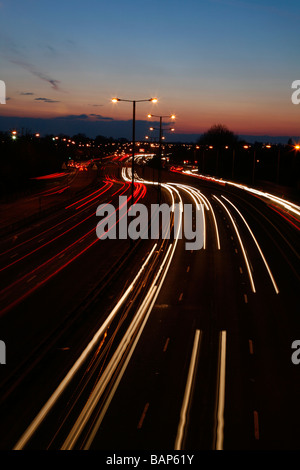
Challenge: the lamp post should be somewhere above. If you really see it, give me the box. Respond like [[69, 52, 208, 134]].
[[112, 97, 157, 204], [148, 113, 175, 201]]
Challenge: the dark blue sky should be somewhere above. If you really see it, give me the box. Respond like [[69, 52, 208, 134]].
[[0, 0, 299, 140]]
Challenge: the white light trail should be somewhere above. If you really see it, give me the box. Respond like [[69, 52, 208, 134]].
[[174, 329, 202, 450], [190, 172, 300, 220], [199, 191, 220, 250], [213, 195, 256, 293], [64, 185, 183, 449], [13, 243, 158, 450], [215, 330, 226, 450], [221, 196, 279, 294]]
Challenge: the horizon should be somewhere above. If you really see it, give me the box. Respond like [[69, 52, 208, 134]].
[[0, 115, 298, 145]]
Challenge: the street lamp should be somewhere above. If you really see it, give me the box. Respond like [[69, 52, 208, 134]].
[[112, 97, 158, 204], [148, 113, 175, 201]]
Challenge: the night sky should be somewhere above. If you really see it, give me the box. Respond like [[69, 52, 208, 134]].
[[0, 0, 299, 140]]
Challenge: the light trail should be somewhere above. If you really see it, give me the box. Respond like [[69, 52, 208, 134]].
[[0, 182, 129, 273], [13, 243, 158, 450], [213, 195, 256, 293], [81, 185, 183, 449], [199, 192, 221, 250], [0, 184, 147, 316], [182, 170, 300, 223], [0, 180, 112, 259], [215, 330, 226, 451], [64, 181, 112, 210], [167, 183, 205, 248], [221, 196, 279, 294], [14, 183, 183, 450], [269, 205, 300, 232], [174, 329, 202, 450], [125, 172, 206, 252]]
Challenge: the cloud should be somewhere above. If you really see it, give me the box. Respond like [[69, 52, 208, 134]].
[[10, 58, 62, 91], [0, 35, 64, 92], [20, 92, 34, 95], [54, 114, 89, 120], [52, 113, 115, 121], [89, 114, 114, 121], [35, 97, 61, 103]]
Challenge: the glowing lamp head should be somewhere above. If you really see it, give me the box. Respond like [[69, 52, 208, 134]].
[[170, 114, 176, 119], [112, 98, 119, 103], [295, 144, 300, 151], [150, 98, 158, 103]]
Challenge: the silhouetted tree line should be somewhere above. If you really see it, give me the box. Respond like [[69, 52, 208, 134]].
[[0, 132, 65, 196], [0, 132, 129, 197], [169, 124, 300, 191], [0, 126, 299, 197]]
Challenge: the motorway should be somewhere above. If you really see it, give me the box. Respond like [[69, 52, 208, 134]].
[[0, 157, 299, 450]]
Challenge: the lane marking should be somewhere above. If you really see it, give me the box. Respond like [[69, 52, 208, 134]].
[[179, 293, 183, 301], [186, 266, 190, 273], [163, 338, 170, 352], [137, 403, 150, 429], [216, 330, 227, 450], [253, 410, 260, 440], [249, 340, 254, 355], [244, 294, 248, 304], [174, 329, 201, 450]]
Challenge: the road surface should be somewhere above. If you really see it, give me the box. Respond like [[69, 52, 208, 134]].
[[0, 159, 299, 451]]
